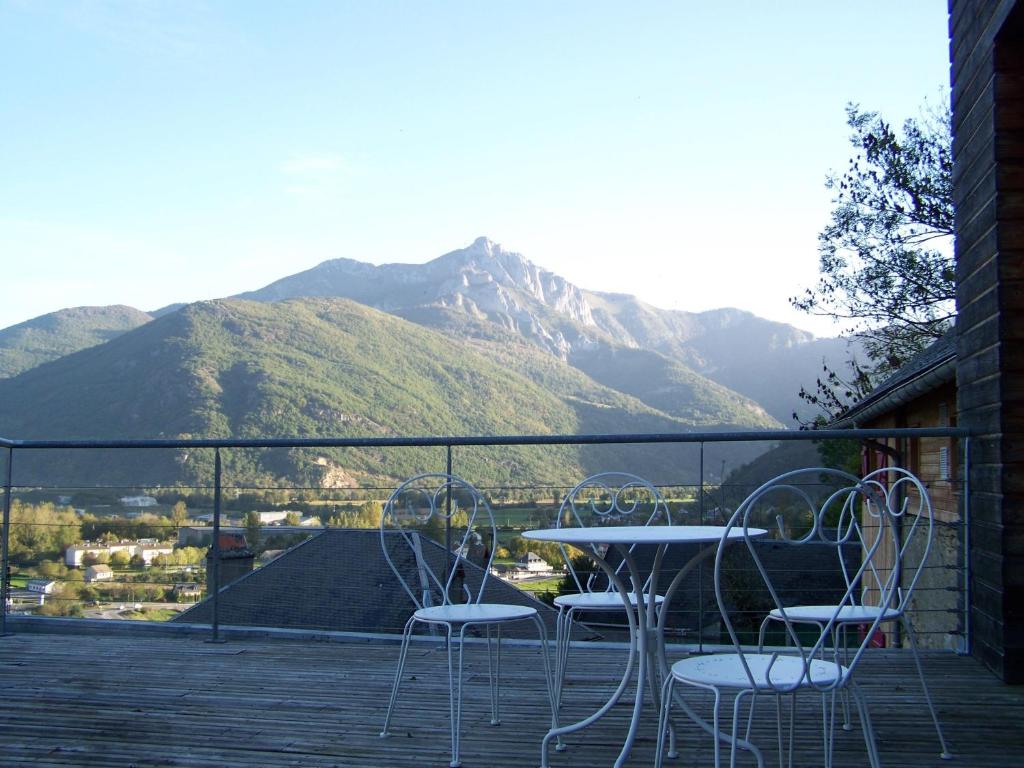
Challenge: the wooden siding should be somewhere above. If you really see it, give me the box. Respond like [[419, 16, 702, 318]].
[[951, 0, 1024, 682], [862, 383, 961, 524], [0, 631, 1021, 767]]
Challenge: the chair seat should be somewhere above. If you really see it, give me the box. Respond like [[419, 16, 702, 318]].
[[414, 603, 538, 625], [554, 591, 665, 610], [768, 605, 901, 624], [671, 652, 848, 690]]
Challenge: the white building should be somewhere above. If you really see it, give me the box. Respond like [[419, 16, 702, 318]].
[[27, 579, 57, 594], [66, 540, 174, 567], [518, 552, 551, 573], [120, 495, 158, 507], [85, 564, 114, 583], [491, 552, 558, 582]]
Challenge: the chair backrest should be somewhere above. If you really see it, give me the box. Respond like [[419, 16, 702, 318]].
[[380, 473, 497, 610], [556, 472, 670, 595], [716, 467, 902, 693], [849, 466, 935, 616]]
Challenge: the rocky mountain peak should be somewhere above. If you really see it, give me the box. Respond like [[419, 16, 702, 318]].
[[431, 237, 596, 330]]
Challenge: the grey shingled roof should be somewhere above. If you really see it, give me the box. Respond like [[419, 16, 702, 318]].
[[174, 529, 568, 639], [833, 331, 956, 427]]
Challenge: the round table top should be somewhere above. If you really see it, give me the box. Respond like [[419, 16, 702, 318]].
[[522, 524, 768, 546]]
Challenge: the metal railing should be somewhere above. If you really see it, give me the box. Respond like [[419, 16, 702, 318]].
[[0, 427, 970, 652]]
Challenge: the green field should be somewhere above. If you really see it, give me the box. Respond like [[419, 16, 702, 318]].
[[514, 577, 563, 595]]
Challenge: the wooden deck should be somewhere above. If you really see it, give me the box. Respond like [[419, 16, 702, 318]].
[[0, 628, 1021, 767]]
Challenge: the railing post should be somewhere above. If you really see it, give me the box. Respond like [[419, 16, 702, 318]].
[[207, 447, 225, 643], [445, 444, 453, 583], [697, 441, 705, 653], [1, 448, 12, 637]]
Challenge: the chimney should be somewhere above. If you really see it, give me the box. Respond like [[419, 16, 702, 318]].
[[206, 532, 255, 594]]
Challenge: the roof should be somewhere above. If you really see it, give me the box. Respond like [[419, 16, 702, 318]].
[[174, 529, 579, 640], [832, 331, 956, 427]]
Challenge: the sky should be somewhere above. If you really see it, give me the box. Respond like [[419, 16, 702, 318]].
[[0, 1, 951, 336]]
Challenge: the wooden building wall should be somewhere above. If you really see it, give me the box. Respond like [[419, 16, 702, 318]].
[[950, 0, 1024, 682], [863, 382, 960, 524], [861, 381, 962, 649]]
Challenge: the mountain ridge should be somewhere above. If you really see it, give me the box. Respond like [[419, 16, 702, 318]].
[[0, 297, 768, 487]]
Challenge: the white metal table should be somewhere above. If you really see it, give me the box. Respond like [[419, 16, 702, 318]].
[[523, 524, 767, 768]]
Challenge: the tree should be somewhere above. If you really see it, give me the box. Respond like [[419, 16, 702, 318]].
[[244, 511, 262, 552], [170, 501, 189, 530], [110, 550, 131, 568], [792, 100, 954, 417]]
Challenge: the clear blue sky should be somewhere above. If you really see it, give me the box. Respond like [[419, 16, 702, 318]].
[[0, 1, 951, 336]]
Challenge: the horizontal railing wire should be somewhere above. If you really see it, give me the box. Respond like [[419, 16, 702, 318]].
[[1, 428, 969, 651]]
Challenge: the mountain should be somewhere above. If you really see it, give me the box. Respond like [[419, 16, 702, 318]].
[[0, 298, 763, 488], [0, 305, 152, 378], [237, 236, 597, 358], [238, 237, 854, 422], [581, 292, 860, 423]]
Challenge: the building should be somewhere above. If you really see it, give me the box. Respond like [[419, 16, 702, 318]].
[[492, 551, 557, 582], [119, 495, 158, 507], [173, 583, 203, 601], [26, 580, 57, 594], [85, 564, 113, 583], [66, 540, 174, 568], [833, 333, 961, 650], [175, 529, 574, 640], [950, 0, 1024, 682]]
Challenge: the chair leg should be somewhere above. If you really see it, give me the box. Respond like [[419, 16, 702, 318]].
[[774, 695, 783, 768], [380, 615, 417, 738], [485, 623, 501, 725], [712, 687, 722, 768], [555, 607, 575, 712], [901, 615, 952, 759], [655, 675, 675, 768], [447, 623, 464, 768], [787, 694, 795, 768], [821, 692, 833, 768], [849, 682, 882, 768], [530, 614, 563, 758], [839, 625, 852, 731], [730, 690, 763, 768]]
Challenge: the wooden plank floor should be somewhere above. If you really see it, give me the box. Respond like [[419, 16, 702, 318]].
[[0, 630, 1020, 767]]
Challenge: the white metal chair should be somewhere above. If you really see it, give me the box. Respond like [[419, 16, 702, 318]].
[[552, 472, 671, 710], [757, 465, 952, 759], [378, 473, 556, 768], [655, 467, 899, 768]]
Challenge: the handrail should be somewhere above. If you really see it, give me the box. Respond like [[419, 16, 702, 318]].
[[0, 426, 970, 451], [0, 426, 971, 651]]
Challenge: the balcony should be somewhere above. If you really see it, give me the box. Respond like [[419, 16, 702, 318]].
[[0, 626, 1018, 767], [2, 428, 1011, 766]]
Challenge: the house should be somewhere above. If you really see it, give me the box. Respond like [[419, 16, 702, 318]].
[[833, 332, 961, 649], [173, 583, 203, 601], [518, 551, 551, 573], [138, 542, 174, 565], [65, 540, 174, 568], [950, 0, 1024, 683], [174, 529, 582, 641], [492, 551, 558, 582], [253, 511, 288, 525], [85, 564, 113, 583], [26, 579, 57, 594], [119, 495, 158, 507]]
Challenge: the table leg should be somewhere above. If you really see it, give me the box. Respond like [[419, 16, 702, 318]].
[[539, 546, 641, 768]]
